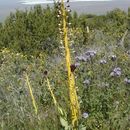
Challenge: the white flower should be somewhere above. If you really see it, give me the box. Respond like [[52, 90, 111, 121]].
[[82, 112, 89, 119], [100, 59, 107, 64]]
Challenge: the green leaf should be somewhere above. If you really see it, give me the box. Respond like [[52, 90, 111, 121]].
[[79, 124, 86, 130], [60, 116, 69, 130]]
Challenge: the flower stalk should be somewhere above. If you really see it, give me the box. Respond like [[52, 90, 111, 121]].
[[25, 73, 38, 115], [61, 0, 80, 128], [46, 78, 57, 106]]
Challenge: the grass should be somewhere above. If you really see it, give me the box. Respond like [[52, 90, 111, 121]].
[[0, 36, 130, 130]]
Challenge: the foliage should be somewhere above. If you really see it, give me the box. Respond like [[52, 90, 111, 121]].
[[0, 6, 128, 55], [0, 5, 59, 55]]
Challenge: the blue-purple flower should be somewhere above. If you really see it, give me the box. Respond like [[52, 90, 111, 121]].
[[75, 50, 97, 62], [124, 78, 130, 84], [82, 112, 89, 119], [85, 50, 97, 58], [75, 55, 87, 62], [110, 67, 121, 77], [75, 62, 80, 67]]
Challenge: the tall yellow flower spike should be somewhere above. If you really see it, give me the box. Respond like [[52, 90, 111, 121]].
[[46, 78, 57, 106], [60, 0, 80, 128], [25, 73, 38, 115]]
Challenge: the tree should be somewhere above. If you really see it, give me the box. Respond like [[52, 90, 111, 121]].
[[128, 7, 130, 31]]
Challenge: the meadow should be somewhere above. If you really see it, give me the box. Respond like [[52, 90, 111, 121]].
[[0, 3, 130, 130]]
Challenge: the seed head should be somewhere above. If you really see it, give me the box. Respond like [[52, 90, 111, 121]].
[[44, 70, 48, 76], [70, 64, 77, 72], [111, 55, 116, 61]]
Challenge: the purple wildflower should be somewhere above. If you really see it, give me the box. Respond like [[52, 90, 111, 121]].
[[85, 50, 97, 58], [75, 50, 97, 62], [124, 78, 130, 84], [75, 62, 80, 67], [110, 67, 121, 77], [113, 67, 121, 72], [82, 112, 89, 119]]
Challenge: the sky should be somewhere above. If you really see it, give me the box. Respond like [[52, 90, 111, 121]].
[[20, 0, 113, 5], [0, 0, 130, 22]]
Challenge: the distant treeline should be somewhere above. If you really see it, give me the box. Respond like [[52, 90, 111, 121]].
[[0, 5, 129, 55]]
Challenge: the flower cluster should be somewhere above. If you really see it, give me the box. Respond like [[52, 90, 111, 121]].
[[110, 67, 121, 77], [85, 50, 97, 57], [75, 50, 97, 62]]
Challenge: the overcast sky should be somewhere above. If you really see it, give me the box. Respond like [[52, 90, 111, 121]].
[[20, 0, 113, 5], [0, 0, 130, 22]]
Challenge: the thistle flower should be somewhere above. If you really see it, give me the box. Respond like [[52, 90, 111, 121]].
[[82, 112, 89, 119]]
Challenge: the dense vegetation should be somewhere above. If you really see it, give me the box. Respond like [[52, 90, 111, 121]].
[[0, 5, 129, 55], [0, 4, 130, 130]]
